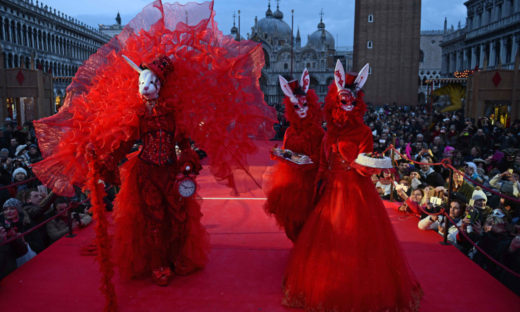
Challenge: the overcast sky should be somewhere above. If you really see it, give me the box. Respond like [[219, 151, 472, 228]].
[[38, 0, 467, 48]]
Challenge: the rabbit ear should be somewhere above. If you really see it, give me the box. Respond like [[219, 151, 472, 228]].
[[122, 54, 142, 73], [300, 68, 310, 94], [334, 59, 345, 90], [354, 63, 370, 90], [279, 75, 294, 98]]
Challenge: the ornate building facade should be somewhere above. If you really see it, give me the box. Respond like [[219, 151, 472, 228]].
[[418, 30, 444, 104], [441, 0, 520, 75], [245, 1, 352, 112], [0, 0, 110, 101], [353, 0, 421, 106]]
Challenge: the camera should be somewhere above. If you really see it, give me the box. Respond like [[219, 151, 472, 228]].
[[465, 207, 479, 224], [429, 196, 443, 207], [427, 196, 444, 214]]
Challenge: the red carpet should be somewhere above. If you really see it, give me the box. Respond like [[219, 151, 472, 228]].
[[1, 140, 518, 311]]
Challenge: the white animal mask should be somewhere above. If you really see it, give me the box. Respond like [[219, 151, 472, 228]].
[[334, 60, 369, 112], [122, 55, 161, 100], [279, 68, 310, 119]]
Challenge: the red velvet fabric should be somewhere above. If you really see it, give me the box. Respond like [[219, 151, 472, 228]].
[[282, 86, 423, 311]]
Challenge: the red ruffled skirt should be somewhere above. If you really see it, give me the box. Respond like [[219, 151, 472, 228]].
[[264, 161, 317, 242], [283, 168, 422, 311], [113, 153, 209, 279]]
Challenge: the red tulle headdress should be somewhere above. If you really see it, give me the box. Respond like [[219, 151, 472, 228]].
[[32, 0, 275, 196]]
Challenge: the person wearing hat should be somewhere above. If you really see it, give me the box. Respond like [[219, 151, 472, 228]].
[[465, 161, 484, 185], [11, 167, 30, 196], [12, 167, 28, 183], [468, 188, 493, 224], [14, 144, 29, 164], [1, 198, 36, 268]]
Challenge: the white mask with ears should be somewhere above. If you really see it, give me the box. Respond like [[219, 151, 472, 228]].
[[122, 54, 161, 100], [138, 69, 161, 100], [334, 60, 369, 112], [279, 68, 311, 119]]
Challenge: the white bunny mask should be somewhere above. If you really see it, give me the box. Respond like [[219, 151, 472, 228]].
[[334, 60, 369, 112], [279, 68, 311, 119], [123, 55, 162, 101]]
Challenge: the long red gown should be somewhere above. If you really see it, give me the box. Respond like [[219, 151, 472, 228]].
[[282, 87, 422, 311], [264, 90, 324, 242], [112, 103, 208, 279]]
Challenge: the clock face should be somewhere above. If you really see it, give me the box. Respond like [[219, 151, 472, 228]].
[[178, 177, 196, 198]]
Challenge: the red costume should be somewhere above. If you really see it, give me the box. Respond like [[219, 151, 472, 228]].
[[282, 61, 422, 311], [31, 0, 273, 308], [264, 70, 324, 242]]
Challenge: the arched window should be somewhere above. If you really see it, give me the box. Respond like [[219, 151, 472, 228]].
[[368, 14, 374, 23], [419, 50, 424, 62], [367, 40, 373, 49], [263, 48, 270, 69]]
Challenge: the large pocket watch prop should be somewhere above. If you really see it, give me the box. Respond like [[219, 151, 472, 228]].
[[176, 163, 197, 198]]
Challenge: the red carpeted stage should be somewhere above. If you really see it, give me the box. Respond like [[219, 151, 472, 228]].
[[0, 141, 518, 311]]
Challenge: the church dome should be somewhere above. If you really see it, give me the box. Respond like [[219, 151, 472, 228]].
[[256, 2, 291, 41], [273, 4, 284, 19], [307, 19, 334, 50]]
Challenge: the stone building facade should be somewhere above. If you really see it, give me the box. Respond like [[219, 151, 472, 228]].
[[246, 2, 352, 112], [418, 30, 444, 103], [441, 0, 520, 75], [353, 0, 421, 106], [0, 0, 110, 101]]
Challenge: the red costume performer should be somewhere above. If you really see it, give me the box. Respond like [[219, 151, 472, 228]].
[[264, 69, 324, 242], [31, 1, 274, 310], [282, 61, 422, 311]]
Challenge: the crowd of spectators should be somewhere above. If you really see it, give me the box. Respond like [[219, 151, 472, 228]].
[[367, 104, 520, 295], [0, 118, 91, 281]]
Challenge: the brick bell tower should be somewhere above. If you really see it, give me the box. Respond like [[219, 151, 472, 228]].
[[353, 0, 421, 106]]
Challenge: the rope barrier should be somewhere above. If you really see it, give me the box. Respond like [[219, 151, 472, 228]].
[[445, 163, 520, 204], [387, 144, 520, 203], [0, 196, 91, 247], [384, 144, 520, 280], [0, 206, 68, 246], [442, 211, 520, 279], [0, 177, 37, 190]]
